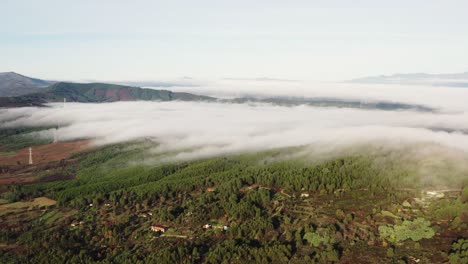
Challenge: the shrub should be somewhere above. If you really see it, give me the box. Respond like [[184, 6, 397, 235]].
[[379, 218, 435, 244], [449, 239, 468, 264], [303, 228, 334, 247], [462, 187, 468, 203]]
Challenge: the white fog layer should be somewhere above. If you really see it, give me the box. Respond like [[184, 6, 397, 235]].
[[1, 87, 468, 161]]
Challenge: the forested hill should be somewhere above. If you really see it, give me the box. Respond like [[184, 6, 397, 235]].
[[0, 82, 215, 106]]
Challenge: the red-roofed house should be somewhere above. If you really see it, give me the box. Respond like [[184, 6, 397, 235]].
[[150, 225, 168, 233]]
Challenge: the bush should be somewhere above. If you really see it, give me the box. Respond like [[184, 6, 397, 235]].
[[379, 218, 435, 244], [303, 228, 334, 247], [462, 187, 468, 203], [449, 239, 468, 264]]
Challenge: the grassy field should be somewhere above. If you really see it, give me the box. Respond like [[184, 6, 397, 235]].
[[0, 197, 56, 216]]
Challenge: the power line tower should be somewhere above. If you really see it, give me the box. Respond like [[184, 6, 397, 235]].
[[29, 147, 33, 165]]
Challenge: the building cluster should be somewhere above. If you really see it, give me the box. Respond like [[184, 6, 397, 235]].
[[149, 223, 229, 233], [202, 224, 229, 231]]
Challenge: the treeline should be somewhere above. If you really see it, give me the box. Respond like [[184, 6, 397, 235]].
[[12, 145, 417, 208]]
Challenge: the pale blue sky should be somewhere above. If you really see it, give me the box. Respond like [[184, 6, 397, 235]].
[[1, 0, 468, 81]]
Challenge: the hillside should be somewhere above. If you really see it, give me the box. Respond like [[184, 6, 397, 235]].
[[0, 72, 52, 97], [41, 82, 215, 102], [0, 82, 215, 106], [0, 138, 466, 263]]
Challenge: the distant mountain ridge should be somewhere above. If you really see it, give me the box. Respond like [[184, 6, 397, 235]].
[[349, 71, 468, 87], [0, 72, 53, 96], [226, 96, 434, 112]]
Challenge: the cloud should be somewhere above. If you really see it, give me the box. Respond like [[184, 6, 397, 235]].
[[1, 79, 468, 169], [1, 98, 468, 162], [154, 80, 468, 112], [2, 84, 468, 188]]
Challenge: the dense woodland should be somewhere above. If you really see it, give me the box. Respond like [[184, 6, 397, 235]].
[[0, 137, 467, 263]]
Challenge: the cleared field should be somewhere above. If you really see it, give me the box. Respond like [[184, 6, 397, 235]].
[[0, 140, 90, 166], [0, 173, 37, 185], [0, 197, 56, 216], [0, 140, 89, 185], [39, 210, 64, 225], [0, 172, 76, 185]]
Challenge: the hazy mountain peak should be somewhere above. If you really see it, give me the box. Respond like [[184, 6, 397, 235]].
[[0, 72, 52, 97], [349, 71, 468, 87]]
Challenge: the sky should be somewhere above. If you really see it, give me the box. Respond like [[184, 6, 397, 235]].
[[1, 0, 468, 81]]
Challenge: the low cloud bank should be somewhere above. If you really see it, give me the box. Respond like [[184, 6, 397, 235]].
[[2, 79, 468, 163], [1, 99, 468, 162], [159, 79, 468, 112], [2, 82, 467, 188]]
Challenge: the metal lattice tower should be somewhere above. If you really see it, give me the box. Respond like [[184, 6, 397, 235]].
[[29, 147, 33, 165]]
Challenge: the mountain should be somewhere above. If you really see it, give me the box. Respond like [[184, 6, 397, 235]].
[[349, 72, 468, 87], [0, 82, 215, 107], [0, 72, 52, 97]]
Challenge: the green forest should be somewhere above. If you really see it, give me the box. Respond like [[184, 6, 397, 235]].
[[1, 139, 467, 263]]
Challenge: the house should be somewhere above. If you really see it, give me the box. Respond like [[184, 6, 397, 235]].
[[202, 224, 212, 229], [300, 193, 310, 198], [150, 225, 168, 233], [213, 225, 229, 231], [207, 187, 216, 192], [70, 221, 84, 227]]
